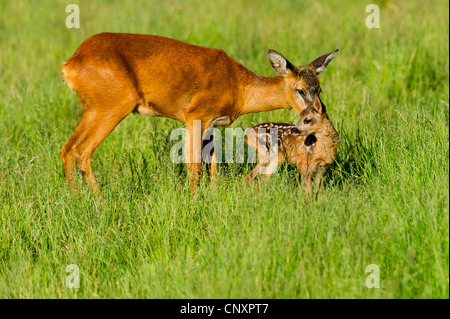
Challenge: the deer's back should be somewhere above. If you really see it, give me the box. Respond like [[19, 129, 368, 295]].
[[62, 33, 246, 122]]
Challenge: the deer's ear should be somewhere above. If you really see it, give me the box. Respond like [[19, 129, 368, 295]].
[[268, 49, 294, 76], [313, 96, 325, 114], [308, 49, 339, 74]]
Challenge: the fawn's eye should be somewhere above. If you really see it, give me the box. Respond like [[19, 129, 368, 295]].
[[303, 118, 312, 124], [297, 89, 306, 97], [290, 127, 301, 134]]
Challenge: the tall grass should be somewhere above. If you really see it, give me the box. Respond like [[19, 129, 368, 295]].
[[0, 0, 448, 298]]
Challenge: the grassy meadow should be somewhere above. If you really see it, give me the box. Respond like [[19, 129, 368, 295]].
[[0, 0, 448, 298]]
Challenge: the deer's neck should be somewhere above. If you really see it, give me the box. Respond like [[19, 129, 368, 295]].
[[239, 74, 291, 115], [315, 117, 339, 151]]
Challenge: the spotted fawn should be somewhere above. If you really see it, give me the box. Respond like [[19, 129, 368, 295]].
[[246, 100, 339, 195]]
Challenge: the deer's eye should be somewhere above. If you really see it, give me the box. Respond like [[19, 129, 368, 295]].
[[290, 127, 301, 134], [303, 118, 312, 124], [297, 89, 306, 97]]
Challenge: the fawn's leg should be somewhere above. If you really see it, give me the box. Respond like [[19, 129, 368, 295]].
[[259, 157, 279, 180], [247, 151, 278, 181], [314, 167, 326, 199], [246, 162, 264, 180], [298, 163, 313, 197]]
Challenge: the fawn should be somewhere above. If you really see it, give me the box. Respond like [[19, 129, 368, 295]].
[[246, 98, 339, 195], [61, 32, 338, 193]]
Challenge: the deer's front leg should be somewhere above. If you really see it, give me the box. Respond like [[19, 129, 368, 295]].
[[203, 130, 218, 180], [209, 151, 218, 180], [184, 118, 205, 194]]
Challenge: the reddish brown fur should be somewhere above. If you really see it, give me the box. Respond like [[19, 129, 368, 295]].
[[61, 32, 337, 192]]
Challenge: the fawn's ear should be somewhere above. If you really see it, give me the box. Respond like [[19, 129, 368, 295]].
[[308, 49, 339, 74], [313, 96, 325, 114], [268, 49, 295, 76]]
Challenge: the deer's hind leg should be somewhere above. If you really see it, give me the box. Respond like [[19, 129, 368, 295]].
[[62, 90, 138, 192], [61, 108, 95, 188], [73, 102, 136, 192], [61, 55, 142, 192]]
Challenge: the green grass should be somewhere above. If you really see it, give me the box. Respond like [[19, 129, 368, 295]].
[[0, 0, 448, 298]]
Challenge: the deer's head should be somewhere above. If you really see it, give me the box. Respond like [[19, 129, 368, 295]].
[[268, 49, 338, 114], [293, 95, 329, 136]]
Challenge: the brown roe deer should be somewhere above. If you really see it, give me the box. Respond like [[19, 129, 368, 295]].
[[61, 32, 338, 193], [246, 98, 339, 196]]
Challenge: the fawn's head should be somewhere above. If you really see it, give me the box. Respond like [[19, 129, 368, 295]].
[[293, 96, 329, 136], [267, 49, 338, 114]]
